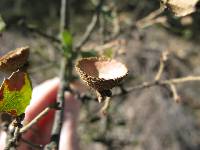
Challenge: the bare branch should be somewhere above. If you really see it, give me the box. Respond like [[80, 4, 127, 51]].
[[45, 57, 69, 150], [44, 0, 70, 149], [20, 107, 52, 134], [169, 83, 180, 103], [126, 76, 200, 93], [75, 0, 105, 50], [4, 115, 24, 150], [136, 7, 166, 28], [155, 50, 169, 81], [161, 76, 200, 84]]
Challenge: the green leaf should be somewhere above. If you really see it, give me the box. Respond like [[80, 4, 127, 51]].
[[80, 50, 98, 57], [61, 30, 73, 57], [0, 70, 32, 116], [103, 48, 113, 58], [61, 30, 73, 47], [0, 15, 6, 33]]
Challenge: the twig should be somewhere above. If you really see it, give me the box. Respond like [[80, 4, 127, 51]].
[[6, 17, 60, 43], [160, 76, 200, 84], [4, 127, 18, 150], [44, 0, 105, 149], [44, 0, 71, 149], [136, 7, 166, 28], [20, 107, 52, 134], [21, 22, 60, 43], [155, 50, 169, 81], [76, 14, 98, 50], [82, 39, 126, 52], [4, 115, 24, 150], [139, 7, 164, 22], [169, 83, 180, 103], [75, 0, 105, 50], [125, 76, 200, 93], [4, 127, 20, 150], [44, 56, 69, 150], [60, 0, 70, 33]]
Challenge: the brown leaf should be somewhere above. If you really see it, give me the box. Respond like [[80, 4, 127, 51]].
[[162, 0, 199, 17], [75, 57, 128, 92], [0, 46, 29, 72]]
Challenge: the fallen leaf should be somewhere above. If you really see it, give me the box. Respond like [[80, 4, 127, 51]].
[[0, 70, 32, 116], [161, 0, 199, 17]]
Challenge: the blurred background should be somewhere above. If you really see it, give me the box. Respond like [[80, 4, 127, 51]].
[[1, 0, 200, 149]]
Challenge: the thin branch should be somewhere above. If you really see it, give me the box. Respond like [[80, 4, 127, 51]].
[[4, 116, 24, 150], [75, 0, 105, 50], [5, 127, 20, 150], [125, 76, 200, 93], [27, 26, 60, 43], [20, 107, 52, 134], [60, 0, 70, 33], [44, 0, 104, 149], [136, 7, 166, 28], [45, 57, 69, 150], [155, 50, 169, 81], [169, 83, 180, 103], [139, 7, 164, 22], [76, 15, 98, 50], [21, 22, 60, 43], [45, 0, 70, 149], [6, 18, 60, 43], [160, 76, 200, 84]]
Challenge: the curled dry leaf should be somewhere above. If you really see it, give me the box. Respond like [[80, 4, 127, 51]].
[[161, 0, 199, 17], [0, 46, 29, 72], [75, 57, 128, 92], [0, 70, 32, 116]]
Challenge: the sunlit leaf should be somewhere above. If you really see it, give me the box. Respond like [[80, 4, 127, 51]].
[[62, 30, 73, 46], [0, 15, 6, 33], [161, 0, 199, 17], [61, 30, 73, 57], [0, 70, 32, 116]]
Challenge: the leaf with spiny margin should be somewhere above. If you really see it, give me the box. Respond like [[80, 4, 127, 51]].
[[0, 70, 32, 116]]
